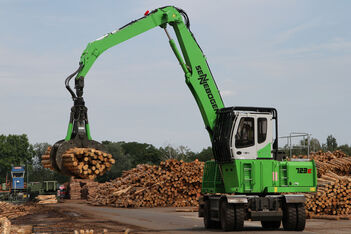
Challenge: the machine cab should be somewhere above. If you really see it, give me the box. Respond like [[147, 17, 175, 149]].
[[232, 112, 273, 160], [11, 166, 25, 190], [212, 107, 278, 162]]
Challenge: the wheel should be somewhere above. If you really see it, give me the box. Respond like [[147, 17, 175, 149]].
[[296, 203, 306, 231], [283, 203, 306, 231], [261, 220, 281, 229], [283, 204, 297, 231], [233, 205, 244, 230], [220, 200, 235, 231], [203, 200, 219, 229]]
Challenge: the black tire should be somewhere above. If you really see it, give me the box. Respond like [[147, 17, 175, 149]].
[[296, 203, 306, 231], [261, 220, 281, 229], [204, 200, 218, 229], [233, 205, 245, 231], [220, 200, 235, 231], [283, 204, 297, 231]]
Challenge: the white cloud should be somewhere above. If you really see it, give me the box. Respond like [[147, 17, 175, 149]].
[[274, 19, 321, 44], [220, 90, 236, 97], [279, 38, 351, 56]]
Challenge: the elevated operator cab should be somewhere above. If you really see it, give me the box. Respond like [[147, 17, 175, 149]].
[[212, 107, 279, 162]]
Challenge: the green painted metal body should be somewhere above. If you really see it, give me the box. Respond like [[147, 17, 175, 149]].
[[202, 159, 317, 194], [65, 123, 74, 140], [69, 6, 224, 139]]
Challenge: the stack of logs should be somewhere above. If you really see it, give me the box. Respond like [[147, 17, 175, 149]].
[[41, 147, 115, 179], [306, 171, 351, 216], [41, 146, 54, 170], [0, 201, 38, 219], [70, 179, 83, 200], [82, 181, 99, 200], [88, 159, 204, 208], [311, 150, 351, 177], [293, 150, 351, 177], [36, 195, 58, 204], [302, 150, 351, 217]]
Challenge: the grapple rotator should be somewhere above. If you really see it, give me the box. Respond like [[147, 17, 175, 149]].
[[45, 64, 111, 178]]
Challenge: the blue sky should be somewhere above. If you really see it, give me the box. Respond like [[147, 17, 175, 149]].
[[0, 0, 350, 151]]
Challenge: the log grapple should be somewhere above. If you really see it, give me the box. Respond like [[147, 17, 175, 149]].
[[48, 64, 106, 177]]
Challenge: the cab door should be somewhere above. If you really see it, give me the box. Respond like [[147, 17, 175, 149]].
[[232, 114, 257, 159], [256, 114, 273, 159]]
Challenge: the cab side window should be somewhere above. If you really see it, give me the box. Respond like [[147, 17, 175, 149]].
[[235, 117, 254, 148], [258, 118, 267, 144]]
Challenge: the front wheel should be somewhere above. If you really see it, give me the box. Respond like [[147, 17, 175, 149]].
[[220, 201, 235, 231], [220, 201, 245, 231], [204, 200, 219, 229]]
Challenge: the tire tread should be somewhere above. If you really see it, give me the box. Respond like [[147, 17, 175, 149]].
[[234, 205, 245, 230], [283, 204, 297, 231], [296, 203, 306, 231], [221, 201, 235, 231]]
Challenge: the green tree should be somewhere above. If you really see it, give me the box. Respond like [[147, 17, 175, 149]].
[[98, 141, 132, 182], [0, 134, 34, 183], [310, 138, 322, 152], [337, 144, 351, 156], [121, 142, 162, 166], [189, 146, 214, 162], [325, 135, 338, 151], [159, 145, 195, 161], [159, 145, 179, 160]]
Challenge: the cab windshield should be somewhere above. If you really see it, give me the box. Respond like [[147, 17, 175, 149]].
[[12, 172, 24, 178]]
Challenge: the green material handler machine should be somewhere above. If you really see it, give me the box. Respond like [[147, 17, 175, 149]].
[[56, 6, 317, 231]]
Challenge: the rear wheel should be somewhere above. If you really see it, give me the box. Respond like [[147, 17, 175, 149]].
[[283, 203, 306, 231], [261, 220, 281, 229], [283, 204, 296, 231], [296, 203, 306, 231], [203, 200, 218, 229]]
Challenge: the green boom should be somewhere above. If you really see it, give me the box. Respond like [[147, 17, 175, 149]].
[[72, 6, 224, 138]]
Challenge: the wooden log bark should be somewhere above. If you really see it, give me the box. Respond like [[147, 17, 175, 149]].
[[41, 147, 115, 180]]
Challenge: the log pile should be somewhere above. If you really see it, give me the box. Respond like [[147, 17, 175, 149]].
[[41, 147, 115, 179], [306, 172, 351, 216], [70, 180, 82, 200], [0, 201, 38, 219], [0, 217, 11, 234], [88, 159, 204, 208], [82, 181, 99, 200], [311, 150, 351, 177], [36, 194, 58, 204], [293, 150, 351, 177], [69, 178, 99, 200], [41, 146, 53, 170]]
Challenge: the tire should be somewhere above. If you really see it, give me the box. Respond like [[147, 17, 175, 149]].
[[203, 200, 218, 229], [233, 205, 245, 231], [220, 200, 235, 231], [283, 203, 306, 231], [283, 204, 297, 231], [261, 220, 281, 229], [296, 203, 306, 231]]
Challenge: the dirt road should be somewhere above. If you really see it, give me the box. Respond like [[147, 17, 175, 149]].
[[12, 200, 351, 233]]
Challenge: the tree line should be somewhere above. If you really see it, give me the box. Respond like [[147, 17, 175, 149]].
[[0, 134, 349, 184]]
